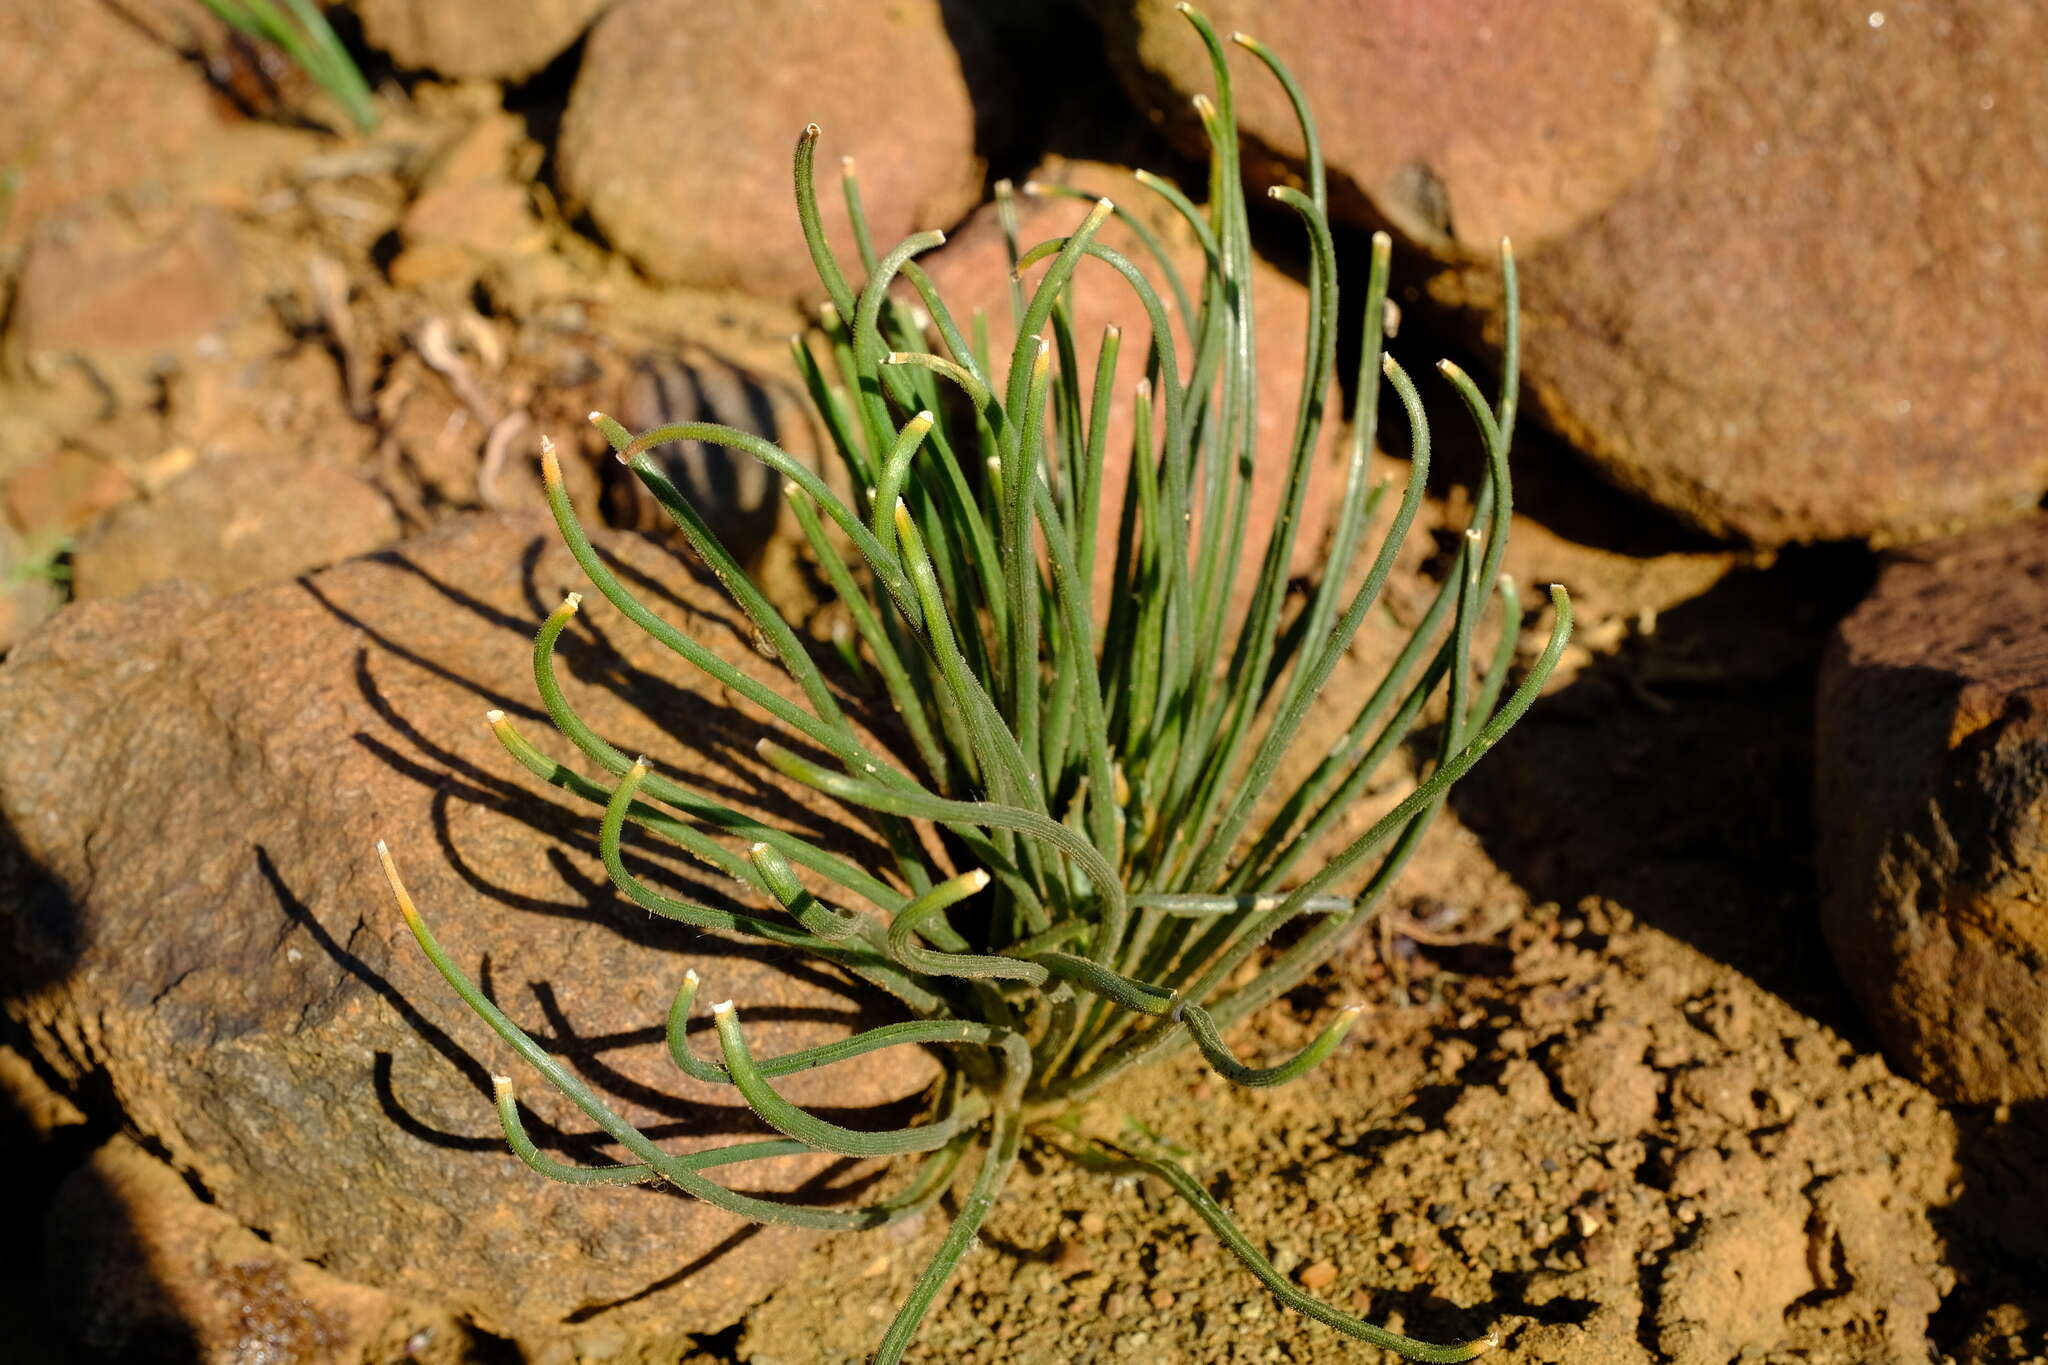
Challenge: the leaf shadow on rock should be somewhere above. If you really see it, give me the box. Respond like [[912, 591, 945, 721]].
[[293, 539, 942, 1158]]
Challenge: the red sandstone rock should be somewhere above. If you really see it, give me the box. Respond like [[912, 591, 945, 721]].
[[348, 0, 613, 81], [0, 513, 939, 1342], [556, 0, 985, 301], [1816, 515, 2048, 1103], [1433, 0, 2048, 545], [68, 453, 399, 602], [1090, 0, 1675, 259]]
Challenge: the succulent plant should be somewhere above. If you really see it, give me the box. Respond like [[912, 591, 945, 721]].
[[377, 7, 1570, 1359]]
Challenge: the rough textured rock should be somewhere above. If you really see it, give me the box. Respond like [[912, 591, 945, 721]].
[[44, 1135, 476, 1365], [1090, 0, 1676, 258], [0, 513, 939, 1346], [1816, 515, 2048, 1103], [3, 446, 137, 542], [10, 208, 245, 358], [0, 0, 229, 238], [557, 0, 985, 301], [68, 453, 400, 602], [1433, 0, 2048, 545], [348, 0, 613, 81], [391, 111, 548, 294], [915, 157, 1335, 606]]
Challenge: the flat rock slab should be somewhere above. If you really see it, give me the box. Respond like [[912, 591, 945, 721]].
[[1434, 0, 2048, 545], [0, 512, 937, 1346], [1817, 514, 2048, 1103]]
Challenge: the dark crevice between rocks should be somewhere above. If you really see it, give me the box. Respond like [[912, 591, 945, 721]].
[[1928, 1098, 2048, 1363], [937, 0, 1193, 201], [502, 30, 589, 215], [0, 821, 199, 1363]]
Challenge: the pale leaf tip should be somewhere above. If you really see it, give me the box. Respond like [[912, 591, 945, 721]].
[[710, 999, 735, 1016], [484, 708, 505, 725]]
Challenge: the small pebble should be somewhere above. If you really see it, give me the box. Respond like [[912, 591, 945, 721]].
[[1080, 1211, 1108, 1236], [1150, 1289, 1176, 1310], [1299, 1259, 1340, 1291], [1053, 1239, 1092, 1276]]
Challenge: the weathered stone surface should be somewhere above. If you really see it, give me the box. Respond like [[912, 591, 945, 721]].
[[1434, 0, 2048, 545], [0, 513, 939, 1343], [10, 208, 245, 358], [557, 0, 984, 301], [3, 446, 137, 541], [348, 0, 613, 81], [45, 1135, 476, 1365], [69, 453, 399, 602], [1816, 515, 2048, 1102], [1091, 0, 1675, 258], [0, 0, 229, 239], [916, 158, 1337, 607], [391, 111, 548, 293]]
